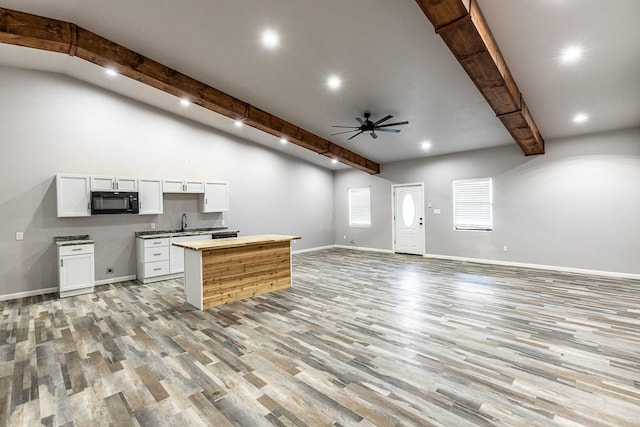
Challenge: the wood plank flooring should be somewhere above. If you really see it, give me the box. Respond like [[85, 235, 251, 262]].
[[1, 248, 639, 426]]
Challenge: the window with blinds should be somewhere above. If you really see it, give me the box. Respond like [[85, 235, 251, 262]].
[[453, 178, 493, 231], [349, 187, 371, 227]]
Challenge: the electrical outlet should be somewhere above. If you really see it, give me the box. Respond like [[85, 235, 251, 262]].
[[503, 246, 508, 252], [15, 232, 24, 241], [106, 268, 114, 274], [343, 235, 347, 240], [433, 209, 441, 215], [150, 223, 156, 230]]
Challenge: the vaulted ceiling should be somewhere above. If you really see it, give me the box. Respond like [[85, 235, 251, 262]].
[[1, 0, 639, 173]]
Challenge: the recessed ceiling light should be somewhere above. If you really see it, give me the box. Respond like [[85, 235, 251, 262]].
[[261, 29, 280, 49], [327, 75, 342, 91], [331, 159, 338, 164], [421, 141, 432, 150], [280, 138, 288, 144], [105, 68, 118, 77], [560, 46, 583, 63], [180, 99, 190, 107], [234, 120, 243, 128], [573, 113, 588, 124]]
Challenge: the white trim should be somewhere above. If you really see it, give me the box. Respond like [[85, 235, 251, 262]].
[[334, 244, 394, 254], [0, 287, 57, 301], [95, 275, 137, 286], [292, 245, 335, 254], [424, 253, 640, 280]]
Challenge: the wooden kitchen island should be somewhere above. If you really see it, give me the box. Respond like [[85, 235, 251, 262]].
[[173, 234, 301, 310]]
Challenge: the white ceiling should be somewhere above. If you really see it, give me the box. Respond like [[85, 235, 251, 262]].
[[1, 0, 639, 171]]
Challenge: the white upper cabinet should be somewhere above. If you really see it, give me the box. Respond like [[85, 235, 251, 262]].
[[56, 174, 91, 217], [163, 179, 204, 193], [138, 178, 163, 215], [202, 182, 229, 212], [91, 175, 138, 192]]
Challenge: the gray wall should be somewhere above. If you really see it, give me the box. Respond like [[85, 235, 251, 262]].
[[335, 127, 640, 275], [0, 66, 334, 296]]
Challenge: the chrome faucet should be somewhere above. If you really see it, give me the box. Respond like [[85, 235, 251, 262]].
[[181, 213, 187, 232]]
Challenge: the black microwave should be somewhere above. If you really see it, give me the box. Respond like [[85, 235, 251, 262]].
[[91, 191, 139, 214]]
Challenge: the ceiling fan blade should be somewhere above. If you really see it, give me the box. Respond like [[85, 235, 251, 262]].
[[370, 131, 378, 139], [375, 128, 401, 133], [347, 131, 364, 140], [376, 121, 409, 128], [331, 125, 360, 129], [355, 117, 365, 126], [374, 115, 393, 125], [331, 129, 360, 136]]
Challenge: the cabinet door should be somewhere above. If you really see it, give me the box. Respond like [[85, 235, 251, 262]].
[[170, 234, 211, 273], [203, 182, 229, 212], [91, 175, 115, 191], [184, 180, 205, 193], [56, 174, 91, 217], [163, 179, 185, 193], [60, 253, 95, 292], [138, 178, 163, 214], [115, 177, 137, 192]]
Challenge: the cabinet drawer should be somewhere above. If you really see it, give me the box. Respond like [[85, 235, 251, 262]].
[[143, 238, 169, 248], [59, 244, 94, 256], [144, 246, 169, 261], [145, 261, 170, 278]]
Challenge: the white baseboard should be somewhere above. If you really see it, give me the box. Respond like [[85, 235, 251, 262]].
[[334, 244, 394, 254], [0, 274, 138, 302], [0, 287, 57, 302], [95, 275, 137, 286], [292, 245, 335, 254], [424, 253, 640, 280]]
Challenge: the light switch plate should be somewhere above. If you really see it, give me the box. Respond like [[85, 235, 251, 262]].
[[16, 232, 24, 241], [433, 209, 441, 215]]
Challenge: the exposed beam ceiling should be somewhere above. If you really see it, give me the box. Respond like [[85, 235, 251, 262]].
[[415, 0, 545, 155], [0, 7, 380, 174]]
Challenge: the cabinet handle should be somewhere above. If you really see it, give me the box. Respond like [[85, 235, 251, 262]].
[[153, 241, 162, 245], [153, 268, 162, 271], [153, 253, 162, 256], [72, 248, 82, 251], [61, 259, 63, 267], [205, 198, 208, 204], [116, 181, 119, 190]]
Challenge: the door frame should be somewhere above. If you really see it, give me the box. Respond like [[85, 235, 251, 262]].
[[391, 182, 425, 255]]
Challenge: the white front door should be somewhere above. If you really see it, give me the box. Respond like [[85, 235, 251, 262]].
[[393, 184, 424, 255]]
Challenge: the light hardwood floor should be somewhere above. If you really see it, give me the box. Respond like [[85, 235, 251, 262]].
[[1, 248, 639, 426]]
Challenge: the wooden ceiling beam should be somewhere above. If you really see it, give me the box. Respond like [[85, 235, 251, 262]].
[[415, 0, 544, 155], [0, 7, 380, 174]]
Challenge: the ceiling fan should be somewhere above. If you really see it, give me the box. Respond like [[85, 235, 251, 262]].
[[331, 112, 409, 140]]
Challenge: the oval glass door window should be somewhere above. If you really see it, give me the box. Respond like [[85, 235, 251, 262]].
[[402, 193, 415, 227]]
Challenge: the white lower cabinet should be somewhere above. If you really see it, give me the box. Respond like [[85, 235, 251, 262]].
[[170, 235, 212, 273], [58, 244, 95, 297], [137, 234, 211, 283]]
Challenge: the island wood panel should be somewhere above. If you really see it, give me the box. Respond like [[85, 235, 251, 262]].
[[201, 241, 292, 309], [176, 235, 300, 310]]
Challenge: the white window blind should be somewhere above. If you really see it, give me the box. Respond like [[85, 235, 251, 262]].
[[349, 187, 371, 227], [453, 178, 493, 231]]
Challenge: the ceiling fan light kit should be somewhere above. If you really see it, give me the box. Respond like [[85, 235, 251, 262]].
[[332, 112, 409, 141]]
